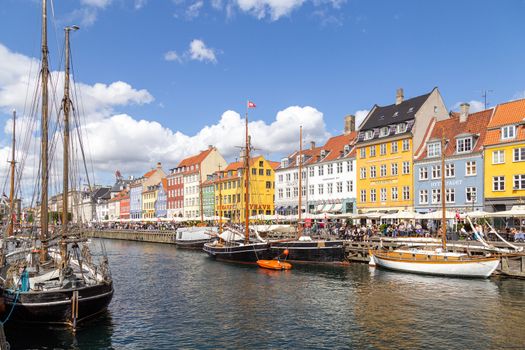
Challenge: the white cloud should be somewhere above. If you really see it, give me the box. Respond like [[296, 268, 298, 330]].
[[186, 1, 204, 19], [134, 0, 148, 9], [211, 0, 223, 10], [188, 39, 217, 63], [164, 50, 181, 62], [354, 109, 369, 129], [81, 0, 112, 8], [452, 100, 485, 113], [235, 0, 305, 20]]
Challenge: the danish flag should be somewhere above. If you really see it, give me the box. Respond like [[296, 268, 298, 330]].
[[247, 101, 256, 108]]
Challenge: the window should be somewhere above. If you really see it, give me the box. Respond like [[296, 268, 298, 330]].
[[309, 185, 314, 195], [252, 168, 257, 175], [391, 142, 398, 153], [327, 183, 333, 194], [380, 188, 387, 202], [380, 127, 389, 137], [402, 161, 410, 175], [278, 189, 283, 198], [285, 188, 291, 198], [380, 164, 387, 177], [370, 189, 376, 202], [514, 175, 525, 190], [294, 172, 298, 180], [380, 144, 387, 155], [266, 169, 271, 176], [397, 123, 407, 134], [286, 173, 291, 181], [318, 166, 324, 176], [347, 161, 353, 172], [337, 162, 343, 173], [336, 182, 343, 193], [370, 166, 377, 178], [259, 168, 264, 176], [365, 130, 374, 140], [493, 150, 505, 164], [360, 190, 366, 202], [456, 137, 472, 153], [403, 186, 410, 200], [347, 181, 353, 192], [360, 167, 366, 179], [432, 189, 441, 204], [318, 184, 324, 195], [402, 139, 410, 151], [266, 181, 271, 189], [427, 142, 441, 158], [466, 187, 477, 203], [432, 165, 441, 179], [309, 167, 314, 176], [327, 164, 334, 175], [370, 146, 376, 157], [514, 148, 525, 162], [501, 125, 516, 140], [360, 148, 366, 159], [391, 163, 398, 176], [419, 190, 428, 204], [465, 161, 476, 176], [419, 167, 428, 180], [302, 186, 306, 196], [445, 163, 455, 178], [493, 176, 505, 191], [445, 188, 455, 203], [391, 187, 398, 201]]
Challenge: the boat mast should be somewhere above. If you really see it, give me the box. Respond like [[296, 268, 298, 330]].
[[8, 110, 16, 237], [441, 129, 447, 250], [244, 105, 250, 244], [40, 0, 50, 262], [298, 126, 303, 237], [218, 165, 223, 236], [199, 165, 204, 223]]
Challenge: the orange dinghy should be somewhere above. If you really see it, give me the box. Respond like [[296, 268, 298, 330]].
[[257, 259, 292, 270]]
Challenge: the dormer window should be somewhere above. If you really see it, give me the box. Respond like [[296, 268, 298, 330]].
[[320, 150, 327, 158], [501, 125, 516, 140], [456, 137, 473, 154], [396, 123, 407, 134], [392, 112, 399, 118], [427, 142, 441, 158], [281, 158, 289, 168], [365, 130, 374, 140], [380, 127, 389, 137], [344, 145, 350, 154]]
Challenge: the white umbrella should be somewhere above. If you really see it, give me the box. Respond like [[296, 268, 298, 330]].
[[461, 210, 491, 219], [419, 210, 457, 220], [490, 205, 525, 218], [354, 212, 383, 219], [382, 210, 418, 220]]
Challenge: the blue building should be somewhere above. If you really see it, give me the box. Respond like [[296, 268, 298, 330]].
[[155, 179, 168, 218], [413, 105, 493, 213], [129, 179, 144, 219]]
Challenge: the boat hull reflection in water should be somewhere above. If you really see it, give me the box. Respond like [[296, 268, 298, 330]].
[[270, 240, 347, 264], [203, 242, 273, 263]]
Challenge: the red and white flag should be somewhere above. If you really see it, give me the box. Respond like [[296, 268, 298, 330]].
[[247, 101, 256, 108]]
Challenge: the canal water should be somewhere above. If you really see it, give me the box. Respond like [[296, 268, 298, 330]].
[[6, 239, 525, 349]]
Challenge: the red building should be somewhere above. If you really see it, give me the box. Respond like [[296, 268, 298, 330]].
[[167, 169, 184, 218], [120, 190, 130, 219]]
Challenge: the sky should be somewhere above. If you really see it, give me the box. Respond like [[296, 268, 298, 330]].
[[0, 0, 525, 190]]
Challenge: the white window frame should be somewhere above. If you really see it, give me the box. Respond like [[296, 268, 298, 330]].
[[427, 142, 441, 158], [419, 167, 428, 180], [419, 190, 428, 204], [514, 147, 525, 162], [397, 123, 407, 134], [380, 188, 387, 202], [431, 189, 441, 204], [402, 139, 410, 151], [380, 143, 387, 155], [391, 163, 398, 176], [370, 146, 376, 157], [456, 137, 473, 154], [493, 176, 505, 192], [370, 189, 377, 202], [365, 130, 374, 140], [445, 188, 455, 203], [360, 190, 366, 202], [445, 163, 455, 178], [492, 150, 505, 164], [391, 141, 398, 153], [380, 127, 389, 137], [432, 165, 441, 179], [360, 167, 366, 179], [465, 161, 477, 176], [337, 162, 343, 173], [336, 182, 343, 193], [514, 174, 525, 190], [402, 161, 410, 175], [318, 184, 324, 195], [403, 186, 410, 200], [391, 187, 398, 201], [327, 183, 333, 194], [501, 125, 516, 140], [380, 164, 387, 177], [360, 148, 366, 159], [465, 187, 477, 203], [370, 166, 377, 178]]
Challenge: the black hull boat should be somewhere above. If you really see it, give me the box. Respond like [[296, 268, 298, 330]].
[[203, 242, 273, 264], [175, 226, 216, 250], [270, 240, 347, 264], [1, 282, 113, 326], [175, 239, 212, 250]]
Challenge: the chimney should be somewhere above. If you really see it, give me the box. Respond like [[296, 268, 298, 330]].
[[344, 115, 355, 135], [396, 88, 404, 105], [156, 162, 162, 169], [310, 141, 316, 150], [459, 103, 470, 123]]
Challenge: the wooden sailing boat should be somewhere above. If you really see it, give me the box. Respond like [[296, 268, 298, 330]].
[[0, 1, 113, 327], [270, 126, 347, 264], [203, 102, 272, 263], [369, 131, 500, 278]]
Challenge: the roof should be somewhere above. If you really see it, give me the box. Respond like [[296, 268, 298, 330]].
[[268, 161, 280, 170], [416, 109, 493, 160], [360, 90, 433, 131], [144, 169, 156, 178], [177, 147, 214, 168], [487, 98, 525, 128], [161, 178, 168, 190], [303, 132, 357, 166], [92, 187, 111, 200]]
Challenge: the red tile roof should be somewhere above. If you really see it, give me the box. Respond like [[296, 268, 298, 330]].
[[484, 98, 525, 146], [177, 148, 214, 168], [303, 132, 357, 165], [416, 109, 493, 160], [143, 169, 155, 178]]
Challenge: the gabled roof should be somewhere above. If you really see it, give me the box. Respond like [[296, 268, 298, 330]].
[[93, 187, 111, 200], [416, 108, 493, 160], [144, 169, 156, 178], [360, 90, 433, 131], [487, 98, 525, 128], [304, 132, 357, 165], [177, 148, 214, 168]]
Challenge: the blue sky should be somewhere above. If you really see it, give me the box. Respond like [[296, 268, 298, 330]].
[[0, 0, 524, 184]]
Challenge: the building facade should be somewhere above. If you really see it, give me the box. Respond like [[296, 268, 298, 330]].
[[356, 88, 448, 212], [155, 178, 168, 218], [484, 98, 525, 211], [142, 185, 158, 218], [202, 175, 215, 218], [414, 104, 493, 213], [129, 179, 145, 219]]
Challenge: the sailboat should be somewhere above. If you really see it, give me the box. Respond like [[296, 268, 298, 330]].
[[270, 126, 348, 264], [369, 132, 500, 278], [203, 103, 273, 263], [0, 0, 113, 327]]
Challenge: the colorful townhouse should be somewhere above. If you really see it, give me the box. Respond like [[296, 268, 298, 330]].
[[141, 162, 166, 218], [119, 190, 130, 219], [173, 146, 227, 219], [167, 169, 184, 218], [414, 104, 493, 213], [202, 175, 215, 218], [155, 178, 168, 218], [484, 98, 525, 212], [215, 155, 278, 222], [356, 88, 448, 213], [129, 178, 145, 219]]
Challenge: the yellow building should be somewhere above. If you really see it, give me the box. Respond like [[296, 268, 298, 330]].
[[214, 155, 278, 222], [484, 98, 525, 211], [142, 185, 158, 218], [355, 88, 448, 212]]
